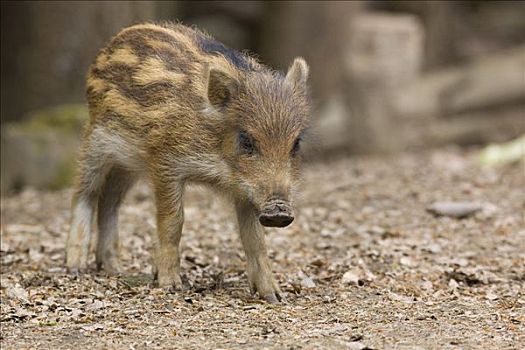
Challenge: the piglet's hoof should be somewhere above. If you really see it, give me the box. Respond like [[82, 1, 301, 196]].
[[67, 267, 88, 276], [162, 285, 184, 294], [263, 292, 282, 304]]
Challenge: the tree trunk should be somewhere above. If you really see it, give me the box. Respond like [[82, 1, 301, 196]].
[[259, 1, 364, 104], [0, 1, 156, 123]]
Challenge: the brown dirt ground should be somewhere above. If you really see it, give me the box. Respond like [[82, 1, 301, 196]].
[[1, 148, 524, 350]]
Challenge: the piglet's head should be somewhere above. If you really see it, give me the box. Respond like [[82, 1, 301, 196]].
[[206, 58, 310, 227]]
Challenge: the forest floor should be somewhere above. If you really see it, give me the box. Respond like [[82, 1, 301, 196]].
[[1, 147, 524, 350]]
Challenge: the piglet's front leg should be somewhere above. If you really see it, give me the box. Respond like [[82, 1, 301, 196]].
[[235, 201, 282, 303], [153, 180, 185, 290]]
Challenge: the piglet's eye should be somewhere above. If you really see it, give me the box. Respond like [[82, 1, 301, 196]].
[[291, 137, 301, 156], [238, 132, 255, 155]]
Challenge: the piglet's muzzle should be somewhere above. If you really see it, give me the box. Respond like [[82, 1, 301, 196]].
[[258, 200, 294, 228]]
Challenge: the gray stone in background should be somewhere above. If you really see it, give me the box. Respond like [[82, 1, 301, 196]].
[[427, 201, 482, 219], [311, 12, 425, 155], [344, 13, 424, 89], [1, 105, 86, 194]]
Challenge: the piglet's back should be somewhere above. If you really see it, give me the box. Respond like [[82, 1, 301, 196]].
[[85, 22, 261, 125]]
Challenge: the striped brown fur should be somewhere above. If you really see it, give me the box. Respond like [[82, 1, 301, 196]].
[[66, 22, 310, 303]]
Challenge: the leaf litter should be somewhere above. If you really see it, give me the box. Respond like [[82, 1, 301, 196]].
[[1, 148, 524, 349]]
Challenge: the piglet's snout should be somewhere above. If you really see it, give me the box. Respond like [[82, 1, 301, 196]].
[[259, 200, 294, 228]]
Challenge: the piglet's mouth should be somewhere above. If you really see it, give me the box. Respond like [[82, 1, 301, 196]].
[[258, 200, 294, 228]]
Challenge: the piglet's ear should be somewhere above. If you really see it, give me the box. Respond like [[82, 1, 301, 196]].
[[285, 57, 309, 88], [207, 67, 239, 109]]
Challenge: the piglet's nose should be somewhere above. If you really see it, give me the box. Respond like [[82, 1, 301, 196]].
[[259, 200, 294, 228]]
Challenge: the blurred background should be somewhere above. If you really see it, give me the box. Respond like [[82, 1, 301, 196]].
[[1, 1, 524, 194]]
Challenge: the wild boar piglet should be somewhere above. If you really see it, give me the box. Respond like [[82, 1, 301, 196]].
[[65, 22, 310, 302]]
